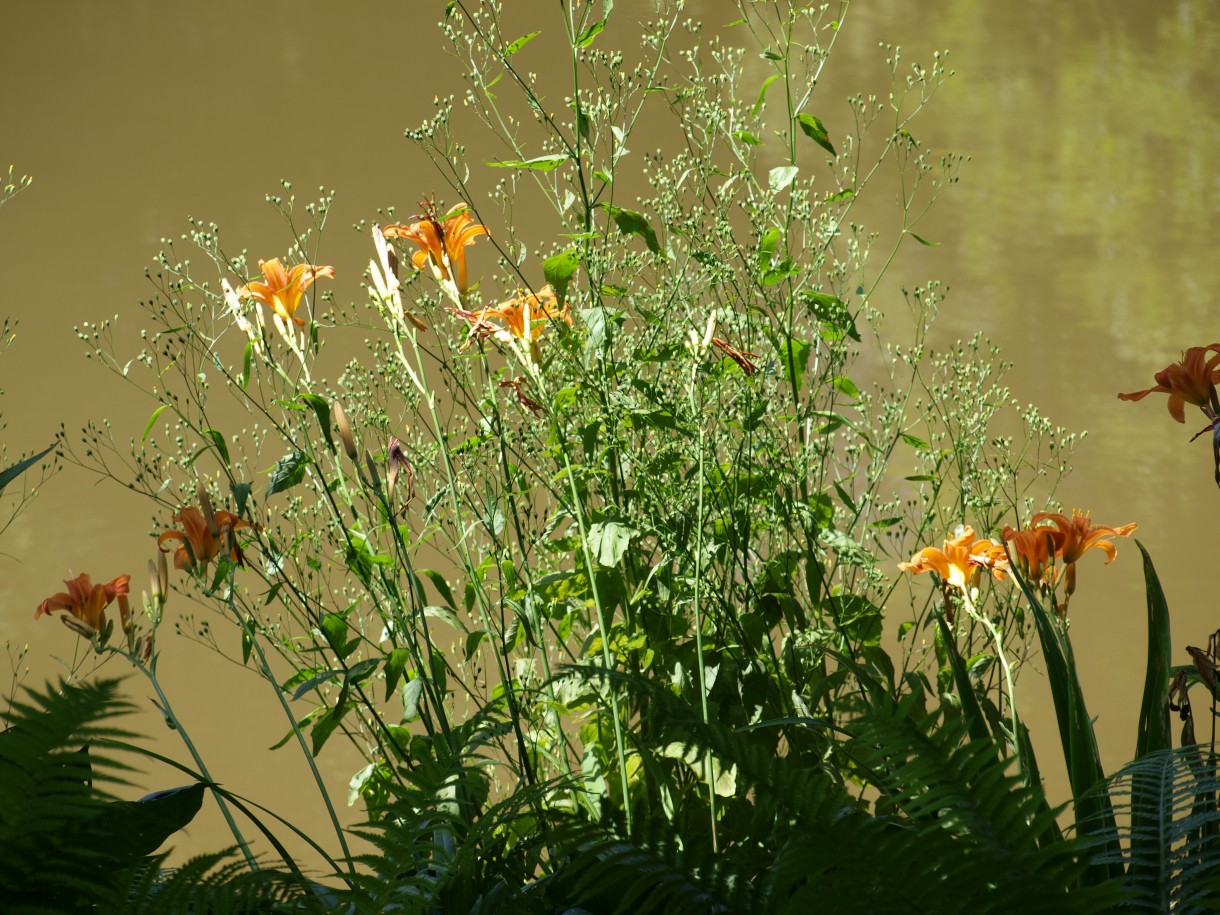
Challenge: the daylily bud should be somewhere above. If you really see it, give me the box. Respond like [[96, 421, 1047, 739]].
[[157, 550, 169, 599], [117, 592, 133, 638], [197, 482, 220, 538], [60, 615, 98, 640], [364, 449, 381, 490], [333, 401, 358, 461], [147, 558, 162, 605]]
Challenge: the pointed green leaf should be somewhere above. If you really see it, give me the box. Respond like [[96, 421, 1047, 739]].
[[576, 20, 606, 48], [797, 113, 836, 155], [0, 443, 54, 498], [141, 405, 169, 446], [600, 204, 661, 254], [486, 154, 570, 171], [752, 74, 780, 117], [300, 393, 335, 454], [1135, 541, 1172, 759], [909, 232, 939, 246], [505, 31, 540, 56], [266, 451, 307, 497], [384, 648, 411, 701]]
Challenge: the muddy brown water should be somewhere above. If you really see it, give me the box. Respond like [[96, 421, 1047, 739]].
[[1, 0, 1218, 871]]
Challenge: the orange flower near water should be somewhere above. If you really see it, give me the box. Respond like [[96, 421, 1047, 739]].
[[36, 573, 131, 637], [1118, 344, 1220, 423], [384, 204, 488, 296], [1024, 510, 1136, 600], [241, 258, 336, 325], [481, 286, 571, 342], [158, 505, 257, 573], [898, 526, 1010, 595], [1001, 524, 1063, 590]]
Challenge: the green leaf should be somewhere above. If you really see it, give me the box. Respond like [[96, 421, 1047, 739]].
[[752, 74, 780, 116], [300, 393, 335, 454], [901, 433, 930, 450], [266, 451, 308, 497], [346, 657, 381, 686], [465, 629, 489, 660], [576, 19, 606, 48], [401, 677, 424, 721], [796, 113, 836, 155], [1135, 541, 1172, 759], [779, 336, 812, 393], [733, 129, 762, 146], [505, 31, 540, 56], [240, 340, 253, 389], [543, 247, 582, 306], [909, 232, 939, 246], [240, 623, 253, 665], [419, 569, 457, 610], [486, 154, 570, 171], [600, 204, 661, 254], [768, 165, 798, 193], [311, 690, 348, 756], [0, 443, 54, 499], [800, 290, 860, 342], [203, 428, 229, 467], [291, 668, 342, 701], [319, 612, 359, 661], [586, 520, 637, 567], [384, 648, 411, 701], [141, 405, 169, 446], [832, 376, 859, 399]]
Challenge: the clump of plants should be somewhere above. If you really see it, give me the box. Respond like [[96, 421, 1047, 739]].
[[10, 1, 1220, 912]]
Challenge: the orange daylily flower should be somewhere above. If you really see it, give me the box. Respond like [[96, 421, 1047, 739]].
[[1118, 344, 1220, 423], [480, 286, 571, 342], [1026, 510, 1136, 600], [241, 257, 336, 325], [384, 203, 488, 296], [158, 505, 258, 573], [899, 526, 1010, 595], [1001, 524, 1063, 590], [36, 573, 131, 637]]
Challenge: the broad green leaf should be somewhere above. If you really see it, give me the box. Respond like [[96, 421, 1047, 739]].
[[486, 154, 570, 171], [586, 520, 637, 567], [733, 129, 762, 146], [141, 405, 169, 446], [311, 690, 348, 756], [505, 31, 540, 56], [401, 677, 424, 721], [300, 393, 335, 454], [768, 165, 798, 193], [543, 247, 582, 305], [831, 376, 859, 399], [796, 113, 836, 155], [902, 433, 930, 450], [240, 340, 253, 389], [600, 204, 661, 254], [266, 451, 307, 497], [384, 648, 410, 701], [0, 443, 54, 498]]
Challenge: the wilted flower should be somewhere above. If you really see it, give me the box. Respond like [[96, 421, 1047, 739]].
[[241, 258, 335, 325], [500, 378, 545, 416], [386, 436, 415, 506], [711, 337, 759, 376], [36, 573, 131, 639], [453, 285, 571, 367], [158, 505, 257, 573], [384, 201, 488, 303]]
